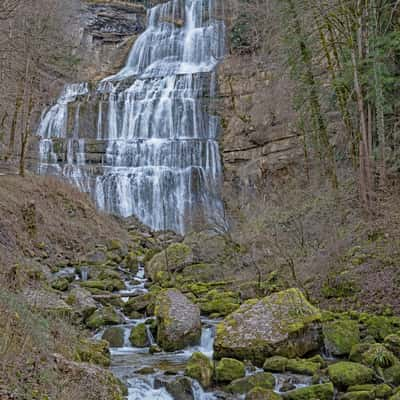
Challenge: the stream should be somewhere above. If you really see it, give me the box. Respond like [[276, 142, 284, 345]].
[[93, 266, 314, 399]]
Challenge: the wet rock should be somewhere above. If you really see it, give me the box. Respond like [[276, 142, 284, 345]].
[[214, 289, 322, 366], [85, 306, 123, 329], [328, 362, 374, 388], [226, 372, 275, 394], [149, 344, 162, 354], [215, 358, 246, 383], [155, 289, 201, 351], [123, 293, 153, 316], [130, 323, 149, 347], [102, 326, 124, 347], [285, 359, 320, 376], [246, 388, 282, 400], [283, 383, 334, 400], [185, 352, 214, 389], [54, 267, 76, 282], [263, 356, 289, 372], [155, 376, 195, 400], [322, 318, 360, 356], [136, 367, 156, 375]]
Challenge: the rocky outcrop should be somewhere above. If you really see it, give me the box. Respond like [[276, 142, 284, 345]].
[[155, 289, 201, 351], [214, 288, 322, 365]]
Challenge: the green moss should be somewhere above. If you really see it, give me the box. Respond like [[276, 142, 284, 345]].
[[185, 352, 214, 389], [263, 356, 288, 372], [85, 306, 122, 329], [75, 339, 110, 367], [384, 364, 400, 385], [328, 362, 374, 388], [361, 344, 398, 369], [284, 383, 334, 400], [323, 318, 360, 356], [198, 290, 240, 317], [340, 391, 374, 400], [215, 358, 245, 383], [226, 372, 275, 394], [245, 387, 282, 400], [102, 326, 124, 347], [80, 278, 125, 292], [51, 278, 69, 292], [286, 359, 320, 375], [129, 323, 149, 347]]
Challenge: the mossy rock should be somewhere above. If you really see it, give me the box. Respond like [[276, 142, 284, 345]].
[[375, 384, 393, 398], [185, 352, 213, 389], [81, 278, 125, 293], [350, 343, 375, 363], [226, 372, 275, 394], [123, 293, 153, 316], [123, 251, 140, 274], [214, 288, 322, 366], [323, 318, 360, 356], [215, 358, 245, 383], [85, 306, 123, 329], [361, 344, 398, 369], [146, 243, 193, 282], [283, 383, 334, 400], [130, 323, 149, 347], [102, 326, 124, 347], [246, 387, 282, 400], [155, 289, 201, 352], [198, 290, 240, 317], [360, 315, 400, 341], [328, 362, 374, 388], [75, 339, 110, 367], [384, 364, 400, 385], [384, 334, 400, 357], [263, 356, 288, 372], [51, 277, 70, 291], [340, 391, 374, 400], [285, 358, 320, 376]]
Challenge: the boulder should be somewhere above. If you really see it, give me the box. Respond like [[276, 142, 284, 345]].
[[226, 372, 275, 394], [155, 289, 201, 351], [328, 362, 374, 388], [215, 358, 246, 383], [185, 352, 214, 389], [155, 376, 195, 400], [146, 243, 193, 282], [283, 383, 334, 400], [51, 277, 70, 291], [123, 293, 152, 316], [361, 344, 398, 369], [246, 388, 282, 400], [384, 334, 400, 358], [66, 287, 97, 320], [214, 289, 322, 365], [85, 306, 123, 329], [102, 326, 124, 347], [198, 290, 241, 317], [285, 359, 320, 375], [322, 318, 360, 356], [337, 391, 372, 400], [130, 323, 149, 347], [75, 339, 110, 367], [263, 356, 289, 372], [384, 364, 400, 385], [80, 278, 125, 293]]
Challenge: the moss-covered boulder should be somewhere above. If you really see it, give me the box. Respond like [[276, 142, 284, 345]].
[[246, 387, 282, 400], [226, 372, 275, 394], [361, 344, 398, 369], [198, 290, 241, 317], [81, 278, 125, 293], [360, 315, 400, 341], [263, 356, 289, 372], [51, 277, 70, 291], [285, 359, 320, 376], [350, 343, 374, 363], [384, 334, 400, 358], [123, 293, 152, 317], [146, 243, 193, 282], [102, 326, 124, 347], [384, 364, 400, 385], [85, 306, 123, 329], [155, 289, 201, 351], [215, 358, 246, 383], [130, 323, 149, 347], [322, 318, 360, 356], [328, 362, 374, 388], [214, 289, 322, 366], [340, 391, 373, 400], [66, 287, 97, 321], [75, 339, 111, 367], [185, 352, 214, 389], [283, 383, 334, 400]]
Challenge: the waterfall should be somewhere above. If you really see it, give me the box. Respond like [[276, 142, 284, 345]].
[[36, 0, 225, 234]]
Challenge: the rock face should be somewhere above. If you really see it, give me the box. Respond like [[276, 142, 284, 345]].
[[155, 289, 201, 351], [214, 288, 322, 365]]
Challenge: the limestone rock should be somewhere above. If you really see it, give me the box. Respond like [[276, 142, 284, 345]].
[[214, 289, 322, 365], [155, 289, 201, 351]]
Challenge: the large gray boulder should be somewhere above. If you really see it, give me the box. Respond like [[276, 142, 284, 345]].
[[155, 289, 201, 351], [214, 288, 322, 366]]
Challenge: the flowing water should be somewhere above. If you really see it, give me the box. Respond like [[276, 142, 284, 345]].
[[36, 0, 225, 234]]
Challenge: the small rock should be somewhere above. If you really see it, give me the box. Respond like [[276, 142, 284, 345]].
[[185, 352, 214, 389], [328, 361, 374, 388], [130, 323, 149, 347], [102, 326, 124, 347], [215, 358, 245, 383]]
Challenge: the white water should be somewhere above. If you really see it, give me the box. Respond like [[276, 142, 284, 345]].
[[36, 0, 225, 234]]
